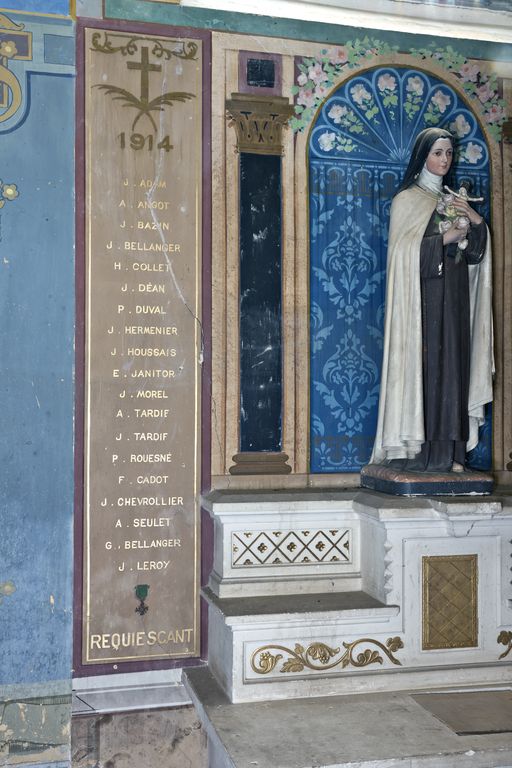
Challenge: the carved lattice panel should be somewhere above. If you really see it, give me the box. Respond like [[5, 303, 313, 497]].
[[422, 554, 478, 650], [232, 528, 351, 567]]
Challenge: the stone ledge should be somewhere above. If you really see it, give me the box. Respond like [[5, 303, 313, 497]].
[[203, 586, 398, 626], [184, 665, 512, 768]]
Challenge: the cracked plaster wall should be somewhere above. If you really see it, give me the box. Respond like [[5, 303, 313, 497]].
[[0, 7, 75, 767]]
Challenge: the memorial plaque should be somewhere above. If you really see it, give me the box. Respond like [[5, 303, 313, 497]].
[[82, 27, 202, 663]]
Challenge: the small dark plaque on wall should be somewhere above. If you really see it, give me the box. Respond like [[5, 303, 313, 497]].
[[82, 27, 202, 664], [238, 51, 282, 95], [246, 58, 275, 89]]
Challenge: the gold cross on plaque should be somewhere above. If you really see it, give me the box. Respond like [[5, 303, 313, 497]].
[[127, 47, 161, 103]]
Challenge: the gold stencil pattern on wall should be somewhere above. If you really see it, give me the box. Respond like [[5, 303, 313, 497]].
[[422, 554, 478, 650], [251, 636, 403, 675]]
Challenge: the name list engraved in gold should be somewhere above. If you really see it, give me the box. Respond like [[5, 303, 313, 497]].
[[83, 28, 202, 664]]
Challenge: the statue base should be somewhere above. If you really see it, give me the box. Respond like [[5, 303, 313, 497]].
[[360, 463, 493, 496]]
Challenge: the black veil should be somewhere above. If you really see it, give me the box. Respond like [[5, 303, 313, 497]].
[[398, 127, 455, 193]]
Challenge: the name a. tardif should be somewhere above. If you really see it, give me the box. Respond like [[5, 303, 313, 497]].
[[130, 453, 173, 462], [125, 241, 180, 252], [124, 539, 181, 548], [134, 409, 170, 418], [125, 326, 178, 335], [127, 348, 176, 357], [90, 628, 193, 651], [117, 495, 183, 506]]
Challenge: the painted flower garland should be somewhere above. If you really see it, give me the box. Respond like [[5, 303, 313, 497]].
[[291, 38, 507, 142], [291, 37, 398, 133], [411, 44, 507, 142]]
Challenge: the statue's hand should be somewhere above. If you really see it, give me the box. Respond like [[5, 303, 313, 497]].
[[452, 198, 483, 226], [442, 222, 469, 245]]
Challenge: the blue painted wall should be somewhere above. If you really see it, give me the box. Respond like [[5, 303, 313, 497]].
[[0, 1, 71, 16], [0, 13, 74, 692]]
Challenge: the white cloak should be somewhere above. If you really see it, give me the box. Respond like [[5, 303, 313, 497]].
[[371, 184, 493, 464]]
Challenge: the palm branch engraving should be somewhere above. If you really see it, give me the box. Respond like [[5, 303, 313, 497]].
[[94, 83, 195, 132]]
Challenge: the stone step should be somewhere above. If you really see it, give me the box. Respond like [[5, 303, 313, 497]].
[[203, 586, 404, 702], [184, 665, 512, 768]]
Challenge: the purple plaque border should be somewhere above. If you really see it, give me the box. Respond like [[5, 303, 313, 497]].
[[74, 16, 212, 678]]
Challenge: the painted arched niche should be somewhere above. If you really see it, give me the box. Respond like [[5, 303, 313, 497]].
[[309, 65, 491, 473]]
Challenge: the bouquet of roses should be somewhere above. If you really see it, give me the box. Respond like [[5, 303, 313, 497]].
[[436, 181, 483, 253]]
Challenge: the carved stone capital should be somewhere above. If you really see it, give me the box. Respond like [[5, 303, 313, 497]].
[[226, 93, 294, 155]]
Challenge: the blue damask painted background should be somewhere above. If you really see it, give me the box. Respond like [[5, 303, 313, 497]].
[[309, 66, 491, 473]]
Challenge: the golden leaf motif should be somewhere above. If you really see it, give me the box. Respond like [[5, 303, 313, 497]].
[[252, 650, 283, 674], [251, 636, 404, 675], [386, 636, 404, 653], [497, 630, 512, 660], [281, 659, 305, 673], [355, 649, 383, 666], [308, 643, 339, 664]]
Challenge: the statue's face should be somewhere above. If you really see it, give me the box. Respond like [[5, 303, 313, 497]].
[[425, 138, 453, 176]]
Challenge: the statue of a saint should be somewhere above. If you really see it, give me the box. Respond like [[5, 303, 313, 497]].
[[370, 127, 493, 473]]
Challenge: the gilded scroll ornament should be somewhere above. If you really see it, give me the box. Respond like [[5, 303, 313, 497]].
[[90, 32, 197, 61], [251, 636, 403, 675], [497, 630, 512, 660], [0, 14, 32, 124]]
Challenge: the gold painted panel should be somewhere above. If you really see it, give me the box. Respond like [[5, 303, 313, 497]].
[[422, 554, 478, 650], [83, 28, 202, 663]]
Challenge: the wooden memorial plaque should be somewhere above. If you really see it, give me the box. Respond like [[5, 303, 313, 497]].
[[82, 27, 202, 663]]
